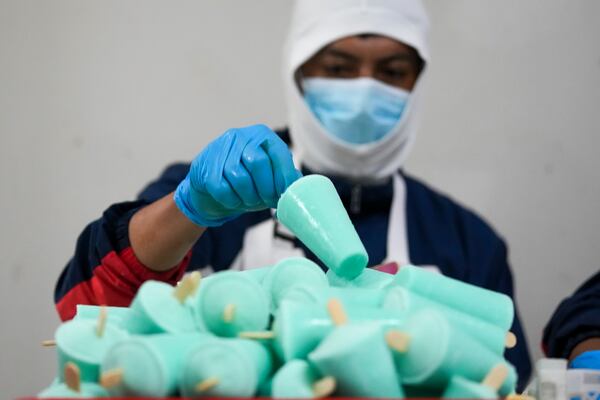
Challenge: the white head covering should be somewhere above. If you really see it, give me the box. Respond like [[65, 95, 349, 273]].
[[283, 0, 430, 182]]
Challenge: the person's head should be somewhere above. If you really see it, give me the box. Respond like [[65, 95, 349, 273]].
[[299, 34, 424, 91], [283, 0, 430, 182]]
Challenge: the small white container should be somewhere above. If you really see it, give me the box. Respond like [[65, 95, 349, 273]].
[[537, 358, 568, 400], [566, 369, 600, 400]]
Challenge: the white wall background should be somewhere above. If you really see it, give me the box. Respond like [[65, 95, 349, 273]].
[[1, 0, 599, 397]]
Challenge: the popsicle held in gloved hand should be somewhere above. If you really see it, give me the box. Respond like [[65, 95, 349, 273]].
[[276, 174, 368, 280]]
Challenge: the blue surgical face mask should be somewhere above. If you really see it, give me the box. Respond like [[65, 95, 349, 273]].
[[302, 77, 410, 145]]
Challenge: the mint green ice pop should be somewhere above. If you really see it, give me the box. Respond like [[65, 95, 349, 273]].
[[122, 279, 198, 334], [271, 360, 336, 399], [276, 175, 368, 280], [55, 314, 127, 383], [179, 338, 272, 397], [308, 322, 404, 398], [37, 382, 108, 399], [273, 299, 403, 362], [193, 271, 270, 337], [393, 265, 514, 330], [100, 333, 211, 397], [38, 363, 108, 398], [74, 305, 132, 328], [262, 257, 328, 313], [388, 308, 517, 395], [273, 300, 332, 361], [383, 286, 512, 355]]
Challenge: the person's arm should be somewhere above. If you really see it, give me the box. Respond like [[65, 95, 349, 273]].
[[570, 338, 600, 360], [54, 200, 192, 321], [130, 124, 301, 271], [55, 125, 300, 320], [543, 270, 600, 363], [129, 193, 205, 272]]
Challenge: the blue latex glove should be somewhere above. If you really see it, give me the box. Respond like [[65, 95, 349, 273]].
[[570, 350, 600, 370], [174, 124, 301, 227]]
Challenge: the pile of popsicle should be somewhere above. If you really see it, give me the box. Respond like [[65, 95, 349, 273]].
[[38, 175, 519, 399]]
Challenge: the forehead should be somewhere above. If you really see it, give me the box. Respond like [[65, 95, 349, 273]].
[[320, 34, 416, 59]]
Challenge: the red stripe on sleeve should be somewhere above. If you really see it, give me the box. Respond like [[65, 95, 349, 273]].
[[56, 247, 190, 321]]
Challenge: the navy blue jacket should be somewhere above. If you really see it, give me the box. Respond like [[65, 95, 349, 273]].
[[55, 130, 532, 388], [543, 271, 600, 358]]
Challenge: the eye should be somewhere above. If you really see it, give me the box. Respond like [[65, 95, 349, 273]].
[[323, 64, 355, 77], [382, 68, 408, 80]]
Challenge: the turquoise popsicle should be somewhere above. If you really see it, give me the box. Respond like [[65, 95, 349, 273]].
[[273, 300, 331, 361], [273, 299, 403, 361], [38, 363, 109, 399], [179, 338, 272, 397], [393, 265, 514, 330], [262, 257, 328, 312], [276, 175, 368, 280], [193, 271, 270, 337], [55, 317, 127, 383], [383, 286, 510, 355], [327, 267, 394, 289], [388, 308, 517, 395], [308, 322, 404, 398], [271, 360, 336, 399], [100, 333, 211, 397], [122, 280, 197, 334], [74, 305, 132, 328]]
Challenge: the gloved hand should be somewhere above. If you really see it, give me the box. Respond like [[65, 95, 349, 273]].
[[174, 124, 301, 227], [570, 350, 600, 370]]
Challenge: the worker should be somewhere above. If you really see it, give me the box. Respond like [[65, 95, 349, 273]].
[[54, 0, 532, 387], [543, 271, 600, 369]]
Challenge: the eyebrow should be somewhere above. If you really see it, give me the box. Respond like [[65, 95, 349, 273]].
[[378, 54, 416, 64], [323, 48, 416, 64], [321, 48, 360, 62]]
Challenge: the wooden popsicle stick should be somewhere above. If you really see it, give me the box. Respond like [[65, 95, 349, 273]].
[[96, 305, 107, 338], [41, 339, 56, 347], [505, 331, 517, 348], [173, 275, 194, 304], [100, 368, 123, 388], [312, 376, 336, 398], [64, 362, 81, 393], [222, 304, 236, 323], [327, 299, 347, 326], [385, 330, 411, 353], [238, 330, 276, 340], [195, 377, 219, 392], [482, 363, 509, 391], [188, 271, 202, 296]]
